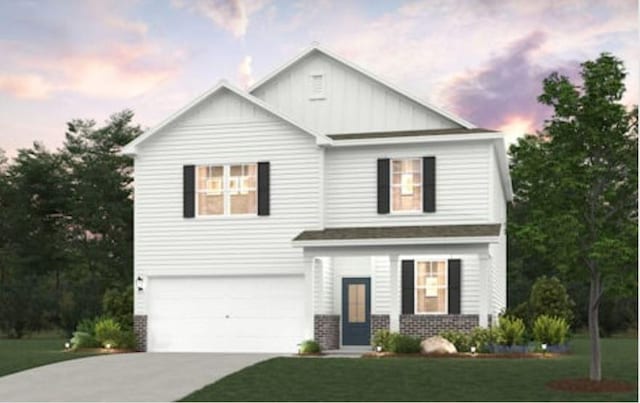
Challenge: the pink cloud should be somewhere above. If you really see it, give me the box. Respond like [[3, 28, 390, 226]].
[[173, 0, 271, 38], [237, 55, 255, 89], [0, 73, 54, 100]]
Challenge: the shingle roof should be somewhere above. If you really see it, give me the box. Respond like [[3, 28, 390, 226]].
[[293, 224, 501, 242], [327, 128, 497, 140]]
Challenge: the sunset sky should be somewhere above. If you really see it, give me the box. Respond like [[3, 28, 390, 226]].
[[0, 0, 637, 156]]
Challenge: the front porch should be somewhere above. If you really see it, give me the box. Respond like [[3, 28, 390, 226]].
[[294, 224, 503, 350]]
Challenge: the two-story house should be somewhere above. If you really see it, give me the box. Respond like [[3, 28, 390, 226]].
[[122, 45, 512, 353]]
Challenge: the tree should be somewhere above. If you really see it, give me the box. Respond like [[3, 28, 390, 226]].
[[508, 53, 638, 381]]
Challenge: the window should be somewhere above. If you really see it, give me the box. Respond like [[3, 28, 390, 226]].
[[309, 73, 325, 99], [196, 164, 257, 216], [391, 158, 422, 212], [415, 261, 447, 314]]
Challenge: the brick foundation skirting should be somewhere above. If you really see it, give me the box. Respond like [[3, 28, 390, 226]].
[[133, 315, 147, 352], [371, 314, 390, 340], [399, 314, 479, 339], [314, 315, 340, 351]]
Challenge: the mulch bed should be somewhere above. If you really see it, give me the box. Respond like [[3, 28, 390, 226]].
[[362, 352, 562, 359], [69, 347, 135, 354], [547, 378, 636, 393]]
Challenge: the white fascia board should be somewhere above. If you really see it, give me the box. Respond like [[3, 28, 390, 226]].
[[121, 80, 332, 156], [329, 132, 504, 147], [249, 45, 476, 130], [492, 138, 514, 201], [292, 236, 499, 248]]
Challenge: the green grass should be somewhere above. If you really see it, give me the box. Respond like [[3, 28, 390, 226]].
[[0, 338, 98, 378], [181, 336, 638, 401]]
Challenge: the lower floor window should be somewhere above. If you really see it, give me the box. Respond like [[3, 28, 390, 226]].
[[415, 260, 447, 314]]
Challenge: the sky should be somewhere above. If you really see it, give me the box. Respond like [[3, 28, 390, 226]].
[[0, 0, 637, 156]]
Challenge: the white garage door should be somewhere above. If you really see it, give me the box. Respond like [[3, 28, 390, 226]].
[[147, 275, 305, 353]]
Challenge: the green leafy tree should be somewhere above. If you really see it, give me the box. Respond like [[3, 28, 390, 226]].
[[529, 276, 575, 324], [509, 53, 638, 380]]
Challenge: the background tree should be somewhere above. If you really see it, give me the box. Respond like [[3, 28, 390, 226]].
[[508, 53, 638, 381], [0, 111, 140, 337]]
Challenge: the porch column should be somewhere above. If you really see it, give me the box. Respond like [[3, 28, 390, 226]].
[[303, 253, 314, 339], [478, 252, 491, 327], [389, 254, 400, 332]]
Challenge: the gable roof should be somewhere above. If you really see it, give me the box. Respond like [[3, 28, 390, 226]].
[[121, 80, 332, 156], [249, 44, 476, 130]]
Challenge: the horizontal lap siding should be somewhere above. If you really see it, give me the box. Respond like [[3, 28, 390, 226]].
[[325, 142, 491, 227], [134, 94, 321, 314]]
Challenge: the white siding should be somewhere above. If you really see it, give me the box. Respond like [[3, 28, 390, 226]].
[[313, 257, 334, 315], [372, 256, 391, 314], [489, 147, 507, 316], [325, 141, 491, 227], [251, 50, 461, 134], [133, 89, 321, 315]]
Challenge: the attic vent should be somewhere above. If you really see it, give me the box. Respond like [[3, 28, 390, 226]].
[[309, 73, 325, 100]]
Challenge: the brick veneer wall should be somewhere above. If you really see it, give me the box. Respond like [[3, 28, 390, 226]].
[[314, 315, 340, 350], [133, 315, 147, 352], [400, 314, 479, 339], [371, 314, 390, 340]]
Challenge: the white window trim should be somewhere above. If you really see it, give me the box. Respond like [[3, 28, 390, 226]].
[[309, 71, 326, 100], [195, 164, 257, 218], [390, 157, 423, 214], [414, 259, 448, 315]]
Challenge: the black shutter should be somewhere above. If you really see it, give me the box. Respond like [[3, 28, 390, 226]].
[[377, 158, 390, 214], [423, 156, 435, 212], [448, 259, 461, 314], [401, 260, 415, 314], [183, 165, 195, 218], [257, 162, 270, 216]]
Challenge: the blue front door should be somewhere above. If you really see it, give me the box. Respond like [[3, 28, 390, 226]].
[[342, 278, 371, 346]]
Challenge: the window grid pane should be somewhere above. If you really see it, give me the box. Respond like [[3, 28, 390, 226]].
[[416, 260, 447, 314], [196, 164, 257, 216], [391, 158, 422, 212]]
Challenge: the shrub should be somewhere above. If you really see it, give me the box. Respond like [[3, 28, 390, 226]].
[[496, 316, 526, 345], [94, 318, 122, 348], [372, 329, 393, 351], [70, 331, 100, 349], [116, 330, 137, 350], [532, 315, 569, 345], [529, 276, 575, 324], [102, 286, 133, 331], [299, 339, 321, 354], [503, 302, 531, 326], [469, 327, 496, 353], [76, 317, 100, 335], [388, 333, 421, 354], [439, 330, 470, 352]]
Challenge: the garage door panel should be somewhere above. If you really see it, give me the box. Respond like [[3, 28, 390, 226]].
[[147, 275, 305, 353]]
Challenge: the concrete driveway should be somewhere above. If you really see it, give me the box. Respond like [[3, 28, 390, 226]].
[[0, 352, 274, 402]]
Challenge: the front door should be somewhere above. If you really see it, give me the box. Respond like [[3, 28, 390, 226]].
[[341, 278, 371, 346]]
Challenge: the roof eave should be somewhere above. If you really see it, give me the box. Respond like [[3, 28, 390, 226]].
[[328, 132, 504, 147], [292, 236, 500, 248]]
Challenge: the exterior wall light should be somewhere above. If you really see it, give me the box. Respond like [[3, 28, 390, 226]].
[[136, 276, 144, 291]]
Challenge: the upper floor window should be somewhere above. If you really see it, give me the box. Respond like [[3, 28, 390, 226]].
[[391, 158, 422, 212], [196, 164, 257, 216], [415, 260, 447, 314]]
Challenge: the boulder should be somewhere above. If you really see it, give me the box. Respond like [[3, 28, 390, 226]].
[[420, 336, 457, 354]]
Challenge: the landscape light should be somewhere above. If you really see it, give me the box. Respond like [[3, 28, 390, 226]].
[[470, 346, 476, 355], [105, 343, 112, 350], [376, 345, 382, 353], [64, 342, 70, 349], [541, 343, 547, 351]]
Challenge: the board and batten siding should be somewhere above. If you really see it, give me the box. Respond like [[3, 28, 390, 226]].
[[133, 89, 321, 315], [325, 141, 492, 227], [251, 50, 461, 135]]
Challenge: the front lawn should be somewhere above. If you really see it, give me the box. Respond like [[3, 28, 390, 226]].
[[0, 338, 97, 378], [181, 336, 637, 401]]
